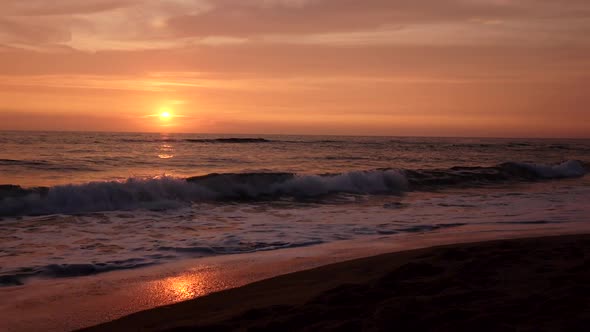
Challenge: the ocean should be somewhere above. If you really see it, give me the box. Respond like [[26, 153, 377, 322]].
[[1, 131, 589, 287]]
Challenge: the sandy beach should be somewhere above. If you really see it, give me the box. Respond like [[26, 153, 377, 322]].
[[80, 233, 590, 331]]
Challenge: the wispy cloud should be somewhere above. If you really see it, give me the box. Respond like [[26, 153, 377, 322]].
[[0, 0, 589, 136], [2, 0, 590, 51]]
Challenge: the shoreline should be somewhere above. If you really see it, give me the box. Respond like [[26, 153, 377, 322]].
[[2, 227, 589, 332], [82, 233, 590, 331]]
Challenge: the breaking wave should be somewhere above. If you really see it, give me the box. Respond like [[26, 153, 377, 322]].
[[0, 160, 586, 217]]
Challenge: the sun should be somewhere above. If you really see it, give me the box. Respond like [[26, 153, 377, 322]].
[[159, 108, 172, 121]]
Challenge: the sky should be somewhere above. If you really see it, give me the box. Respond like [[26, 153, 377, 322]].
[[0, 0, 589, 137]]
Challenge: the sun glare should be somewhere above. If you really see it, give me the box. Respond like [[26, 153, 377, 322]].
[[159, 108, 172, 121]]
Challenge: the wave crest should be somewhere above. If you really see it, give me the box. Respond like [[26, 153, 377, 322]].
[[0, 160, 585, 217]]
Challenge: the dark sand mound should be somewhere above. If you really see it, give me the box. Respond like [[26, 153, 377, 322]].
[[81, 234, 590, 331]]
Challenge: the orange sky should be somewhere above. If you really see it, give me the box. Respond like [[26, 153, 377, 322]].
[[0, 0, 589, 137]]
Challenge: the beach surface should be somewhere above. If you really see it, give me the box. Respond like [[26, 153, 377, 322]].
[[82, 233, 590, 332]]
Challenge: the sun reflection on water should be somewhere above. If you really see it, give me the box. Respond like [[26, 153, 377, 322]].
[[158, 146, 175, 159], [140, 269, 234, 308], [167, 276, 201, 300], [157, 135, 175, 159], [152, 274, 208, 302]]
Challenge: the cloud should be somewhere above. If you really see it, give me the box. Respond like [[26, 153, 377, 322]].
[[1, 0, 590, 51], [0, 17, 72, 45], [163, 0, 590, 37], [0, 0, 589, 137], [1, 0, 138, 16], [1, 41, 589, 80]]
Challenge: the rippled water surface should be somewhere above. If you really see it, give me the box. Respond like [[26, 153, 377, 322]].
[[0, 131, 589, 286], [1, 131, 588, 187]]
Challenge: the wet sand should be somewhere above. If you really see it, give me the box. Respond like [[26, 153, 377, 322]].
[[82, 233, 590, 331]]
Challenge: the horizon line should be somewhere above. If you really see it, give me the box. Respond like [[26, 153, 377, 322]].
[[0, 128, 589, 140]]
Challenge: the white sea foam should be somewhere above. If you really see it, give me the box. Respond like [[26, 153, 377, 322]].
[[514, 160, 587, 178]]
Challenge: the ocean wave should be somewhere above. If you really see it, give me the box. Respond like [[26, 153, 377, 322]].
[[116, 137, 371, 144], [0, 158, 98, 172], [120, 137, 274, 144], [184, 138, 272, 143], [0, 259, 155, 286], [0, 159, 51, 167], [0, 170, 406, 216], [158, 240, 324, 255], [0, 160, 586, 217], [0, 185, 48, 199], [119, 138, 179, 143], [405, 160, 587, 187], [0, 240, 324, 286], [505, 160, 587, 179], [324, 156, 372, 161]]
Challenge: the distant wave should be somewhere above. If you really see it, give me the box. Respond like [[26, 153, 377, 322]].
[[0, 159, 52, 167], [119, 138, 179, 143], [120, 137, 274, 144], [0, 159, 97, 172], [184, 138, 272, 143], [404, 160, 587, 187], [0, 160, 586, 217], [111, 137, 370, 144]]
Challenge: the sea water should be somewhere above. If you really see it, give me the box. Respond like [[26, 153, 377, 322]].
[[1, 131, 589, 286]]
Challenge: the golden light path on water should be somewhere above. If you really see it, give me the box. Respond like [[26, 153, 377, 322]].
[[157, 133, 175, 159], [151, 273, 210, 301], [158, 143, 175, 159]]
